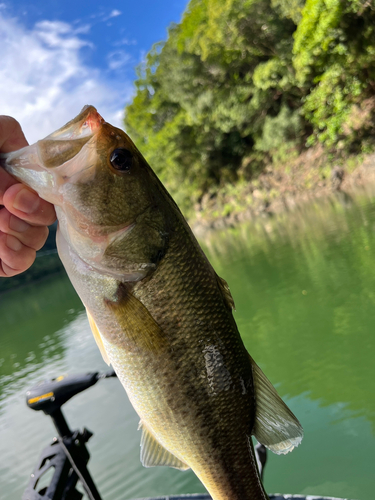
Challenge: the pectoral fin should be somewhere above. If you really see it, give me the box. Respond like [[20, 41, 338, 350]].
[[105, 283, 167, 352], [86, 308, 111, 366], [250, 355, 303, 454], [139, 422, 189, 470]]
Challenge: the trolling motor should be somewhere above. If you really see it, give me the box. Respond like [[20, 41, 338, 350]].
[[22, 370, 117, 500]]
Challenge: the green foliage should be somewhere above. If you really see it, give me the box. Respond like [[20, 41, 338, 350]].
[[125, 0, 302, 212], [124, 0, 375, 213], [294, 0, 375, 146], [255, 105, 302, 163], [303, 65, 363, 146], [271, 0, 305, 24]]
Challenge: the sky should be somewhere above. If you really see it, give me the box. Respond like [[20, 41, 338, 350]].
[[0, 0, 188, 143]]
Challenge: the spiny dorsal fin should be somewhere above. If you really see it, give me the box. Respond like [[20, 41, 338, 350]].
[[139, 422, 189, 470], [250, 355, 303, 454], [86, 308, 111, 366], [105, 283, 167, 352], [216, 274, 236, 310]]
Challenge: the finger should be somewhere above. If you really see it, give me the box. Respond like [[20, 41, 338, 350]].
[[3, 184, 56, 227], [0, 167, 18, 204], [0, 209, 49, 251], [0, 115, 28, 152], [0, 232, 36, 277], [0, 115, 30, 203], [0, 260, 22, 278]]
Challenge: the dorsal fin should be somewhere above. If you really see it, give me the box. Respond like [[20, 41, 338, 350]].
[[86, 308, 111, 365], [216, 274, 236, 310], [250, 355, 303, 454], [139, 422, 189, 470]]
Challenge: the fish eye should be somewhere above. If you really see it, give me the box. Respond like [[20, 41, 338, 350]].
[[110, 148, 133, 172]]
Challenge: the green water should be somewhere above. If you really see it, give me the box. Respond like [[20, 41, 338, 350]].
[[1, 191, 374, 500]]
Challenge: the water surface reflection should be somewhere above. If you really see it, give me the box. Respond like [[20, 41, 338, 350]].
[[1, 192, 375, 499]]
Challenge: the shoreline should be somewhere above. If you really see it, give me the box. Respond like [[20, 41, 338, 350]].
[[191, 149, 375, 238]]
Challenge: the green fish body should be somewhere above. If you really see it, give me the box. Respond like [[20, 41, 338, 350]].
[[1, 106, 303, 500]]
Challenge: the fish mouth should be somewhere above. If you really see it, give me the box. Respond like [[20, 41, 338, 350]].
[[0, 106, 104, 204], [47, 105, 104, 141]]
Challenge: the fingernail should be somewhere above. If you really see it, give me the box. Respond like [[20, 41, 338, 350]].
[[13, 189, 40, 214], [6, 234, 23, 252], [9, 215, 30, 233]]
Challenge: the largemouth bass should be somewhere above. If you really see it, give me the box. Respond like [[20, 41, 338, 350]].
[[1, 106, 303, 500]]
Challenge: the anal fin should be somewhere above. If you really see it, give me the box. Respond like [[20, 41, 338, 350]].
[[86, 308, 111, 366], [250, 355, 303, 454], [140, 422, 189, 471]]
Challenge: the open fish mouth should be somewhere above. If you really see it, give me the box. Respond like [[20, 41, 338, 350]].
[[0, 106, 104, 205], [47, 105, 105, 140]]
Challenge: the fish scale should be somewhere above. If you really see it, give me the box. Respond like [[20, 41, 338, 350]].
[[91, 214, 267, 499], [0, 105, 303, 500]]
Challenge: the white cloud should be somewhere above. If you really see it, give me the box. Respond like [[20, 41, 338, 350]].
[[92, 9, 122, 23], [107, 50, 131, 70], [108, 9, 122, 18], [34, 20, 93, 50], [0, 13, 133, 143], [113, 37, 137, 47]]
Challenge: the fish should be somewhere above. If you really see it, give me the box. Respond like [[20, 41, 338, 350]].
[[0, 106, 303, 500]]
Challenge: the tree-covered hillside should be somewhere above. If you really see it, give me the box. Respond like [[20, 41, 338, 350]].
[[125, 0, 375, 215]]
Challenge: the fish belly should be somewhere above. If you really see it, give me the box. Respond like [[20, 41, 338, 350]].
[[104, 338, 268, 500]]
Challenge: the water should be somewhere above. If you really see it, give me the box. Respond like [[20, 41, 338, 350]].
[[1, 191, 374, 500]]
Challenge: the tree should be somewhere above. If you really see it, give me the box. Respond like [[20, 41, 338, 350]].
[[125, 0, 303, 212], [293, 0, 375, 146]]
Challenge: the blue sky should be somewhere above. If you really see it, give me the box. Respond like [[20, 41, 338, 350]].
[[0, 0, 188, 142]]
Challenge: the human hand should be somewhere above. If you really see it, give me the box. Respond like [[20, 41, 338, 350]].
[[0, 116, 56, 277]]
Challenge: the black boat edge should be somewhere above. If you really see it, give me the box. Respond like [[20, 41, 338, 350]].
[[134, 495, 352, 500]]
